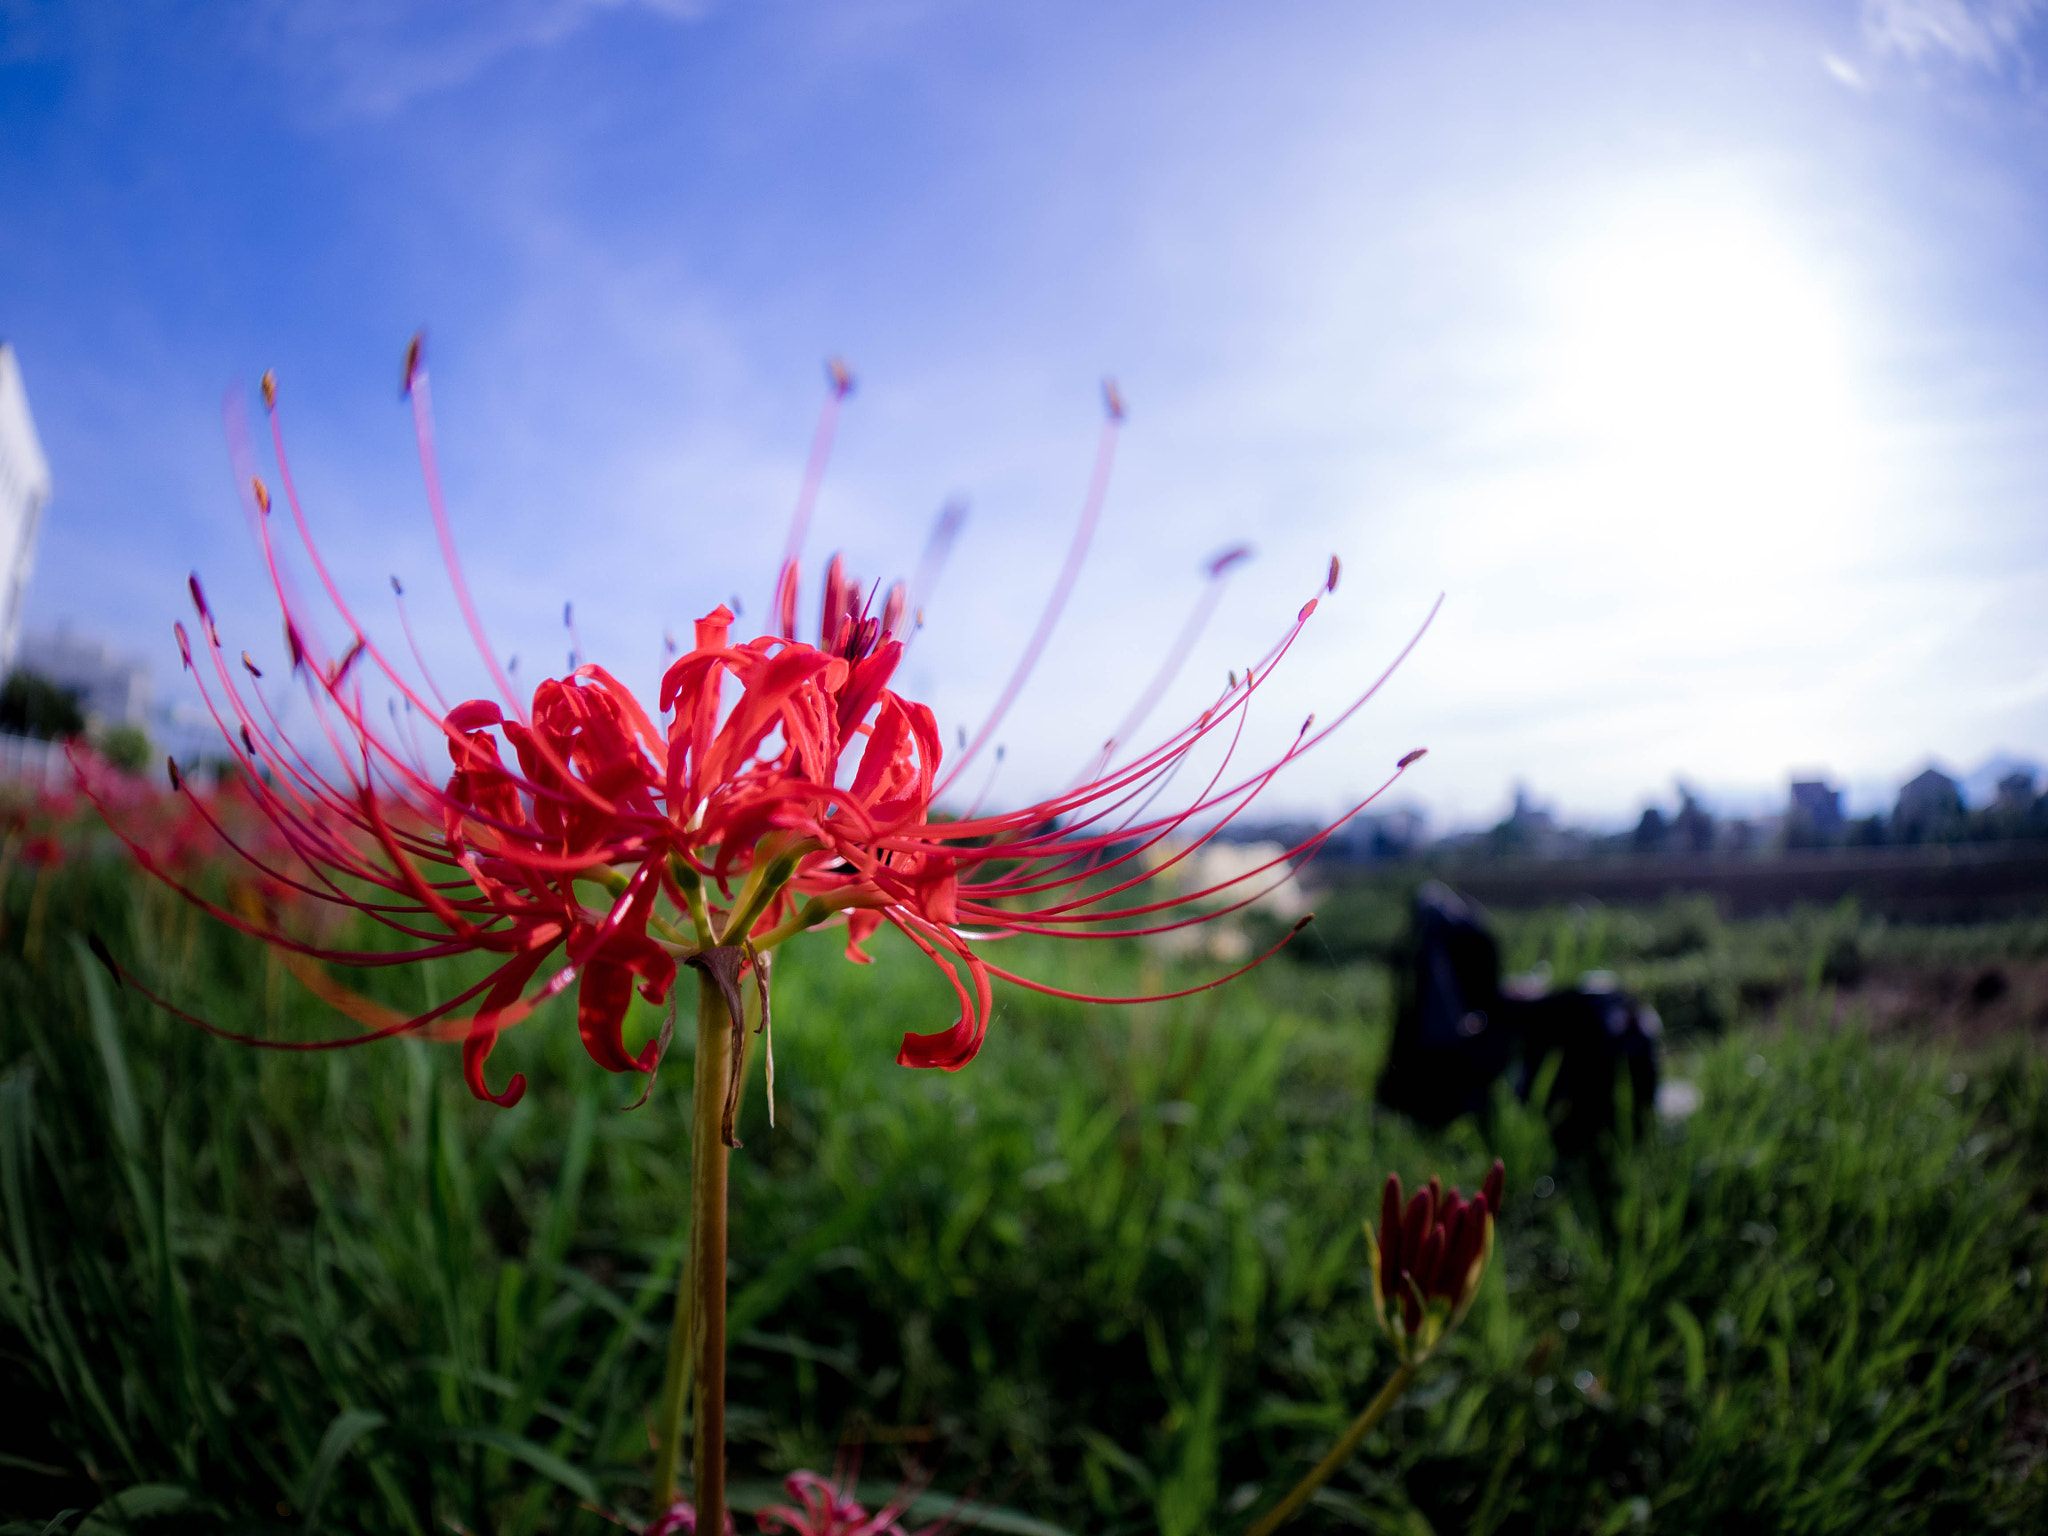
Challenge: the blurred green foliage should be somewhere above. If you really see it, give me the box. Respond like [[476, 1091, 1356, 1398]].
[[0, 858, 2042, 1534], [92, 724, 152, 776]]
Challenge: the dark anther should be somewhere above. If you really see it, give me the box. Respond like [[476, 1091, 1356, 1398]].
[[330, 636, 366, 685]]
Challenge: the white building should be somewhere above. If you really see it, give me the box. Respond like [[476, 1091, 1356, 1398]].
[[15, 626, 153, 726], [0, 343, 52, 672]]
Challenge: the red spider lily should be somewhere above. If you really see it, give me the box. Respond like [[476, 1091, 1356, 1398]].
[[644, 1467, 942, 1536], [645, 1499, 737, 1536], [86, 341, 1436, 1110], [1365, 1159, 1505, 1363], [5, 747, 174, 870], [754, 1468, 946, 1536]]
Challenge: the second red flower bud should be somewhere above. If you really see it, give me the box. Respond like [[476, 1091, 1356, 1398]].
[[1365, 1158, 1504, 1363]]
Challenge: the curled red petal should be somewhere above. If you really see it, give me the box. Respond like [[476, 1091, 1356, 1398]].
[[463, 949, 549, 1107], [844, 908, 882, 965]]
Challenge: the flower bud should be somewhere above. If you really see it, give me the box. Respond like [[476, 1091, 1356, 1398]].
[[1363, 1158, 1504, 1363]]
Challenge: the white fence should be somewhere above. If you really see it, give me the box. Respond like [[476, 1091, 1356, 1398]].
[[0, 731, 73, 790]]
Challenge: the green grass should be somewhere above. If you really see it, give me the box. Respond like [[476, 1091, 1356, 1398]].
[[1, 856, 2043, 1534]]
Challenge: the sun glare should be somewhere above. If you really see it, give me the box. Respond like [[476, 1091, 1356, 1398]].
[[1530, 188, 1872, 579]]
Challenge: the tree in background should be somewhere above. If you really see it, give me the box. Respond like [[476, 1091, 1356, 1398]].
[[94, 722, 152, 774], [0, 670, 85, 740]]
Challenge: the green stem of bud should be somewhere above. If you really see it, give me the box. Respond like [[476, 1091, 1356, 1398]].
[[750, 895, 839, 952], [1242, 1361, 1419, 1536], [718, 844, 809, 944], [670, 853, 714, 946]]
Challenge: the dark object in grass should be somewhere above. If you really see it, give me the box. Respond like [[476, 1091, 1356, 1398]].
[[1514, 981, 1660, 1156], [1378, 881, 1659, 1157], [1376, 882, 1515, 1126], [1969, 967, 2009, 1006]]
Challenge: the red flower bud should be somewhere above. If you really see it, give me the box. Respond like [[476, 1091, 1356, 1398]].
[[1369, 1162, 1504, 1361], [1401, 1188, 1434, 1268], [1378, 1174, 1403, 1304], [1431, 1199, 1468, 1295], [1415, 1226, 1445, 1298]]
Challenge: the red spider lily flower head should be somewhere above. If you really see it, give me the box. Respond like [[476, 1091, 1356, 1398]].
[[4, 753, 146, 869], [649, 1465, 945, 1536], [754, 1464, 949, 1536], [3, 794, 70, 869], [1364, 1158, 1505, 1364], [87, 338, 1437, 1111], [647, 1500, 738, 1536]]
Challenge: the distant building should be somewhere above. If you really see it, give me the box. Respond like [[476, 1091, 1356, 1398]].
[[1996, 770, 2037, 815], [1359, 806, 1427, 860], [15, 626, 152, 726], [1631, 805, 1668, 853], [0, 344, 52, 672], [1785, 779, 1843, 845], [1672, 785, 1715, 854], [1893, 766, 1963, 843]]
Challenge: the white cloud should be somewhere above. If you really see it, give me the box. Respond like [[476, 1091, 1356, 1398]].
[[241, 0, 711, 118], [1861, 0, 2046, 69], [1822, 51, 1869, 88]]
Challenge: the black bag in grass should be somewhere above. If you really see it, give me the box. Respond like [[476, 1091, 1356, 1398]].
[[1376, 881, 1517, 1126], [1378, 882, 1660, 1155], [1514, 979, 1661, 1157]]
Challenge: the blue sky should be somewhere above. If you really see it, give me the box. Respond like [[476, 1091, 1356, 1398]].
[[3, 0, 2047, 828]]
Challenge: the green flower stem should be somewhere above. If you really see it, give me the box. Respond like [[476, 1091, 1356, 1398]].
[[649, 1183, 695, 1517], [1243, 1360, 1419, 1536], [651, 968, 735, 1528], [691, 968, 734, 1535]]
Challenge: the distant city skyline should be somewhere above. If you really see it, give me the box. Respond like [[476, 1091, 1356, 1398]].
[[3, 1, 2047, 824]]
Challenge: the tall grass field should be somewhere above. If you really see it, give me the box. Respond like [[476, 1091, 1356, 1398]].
[[2, 854, 2043, 1534]]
